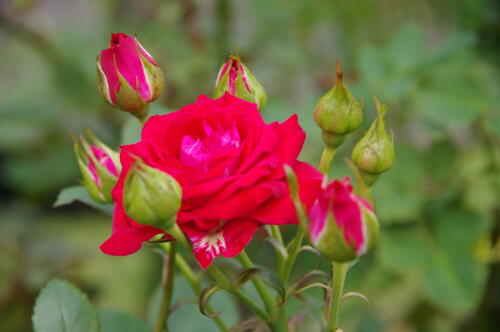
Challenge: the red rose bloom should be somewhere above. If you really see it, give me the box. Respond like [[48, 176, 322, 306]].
[[100, 94, 322, 268]]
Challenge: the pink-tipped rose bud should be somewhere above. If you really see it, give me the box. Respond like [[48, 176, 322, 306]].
[[308, 178, 378, 262], [214, 54, 267, 110], [74, 130, 121, 203], [97, 33, 165, 114]]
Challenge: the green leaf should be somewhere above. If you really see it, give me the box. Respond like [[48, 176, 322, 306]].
[[422, 209, 489, 313], [287, 270, 327, 299], [32, 279, 99, 332], [378, 226, 430, 273], [98, 309, 152, 332], [53, 185, 113, 215], [385, 24, 424, 72], [199, 284, 223, 318], [235, 267, 286, 304]]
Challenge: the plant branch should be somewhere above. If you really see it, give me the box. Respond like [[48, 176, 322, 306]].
[[155, 242, 177, 332], [327, 262, 348, 331]]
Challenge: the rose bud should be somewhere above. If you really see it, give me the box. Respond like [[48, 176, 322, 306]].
[[214, 54, 267, 110], [309, 178, 379, 262], [352, 97, 395, 186], [123, 158, 182, 230], [73, 130, 120, 203], [97, 33, 165, 118], [314, 61, 362, 149]]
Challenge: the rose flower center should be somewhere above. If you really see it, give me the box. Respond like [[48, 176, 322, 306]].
[[179, 122, 240, 170]]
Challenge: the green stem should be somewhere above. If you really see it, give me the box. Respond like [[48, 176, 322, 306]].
[[327, 262, 348, 331], [238, 250, 276, 313], [131, 106, 150, 125], [319, 146, 337, 175], [281, 227, 304, 285], [281, 177, 309, 284], [269, 226, 288, 331], [159, 244, 229, 332], [208, 266, 270, 321], [270, 225, 286, 275], [238, 251, 288, 332], [155, 242, 177, 332]]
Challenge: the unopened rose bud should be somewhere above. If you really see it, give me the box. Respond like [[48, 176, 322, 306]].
[[352, 97, 395, 186], [214, 54, 267, 110], [308, 178, 378, 262], [73, 130, 120, 203], [97, 33, 164, 117], [123, 158, 182, 230], [314, 61, 362, 148]]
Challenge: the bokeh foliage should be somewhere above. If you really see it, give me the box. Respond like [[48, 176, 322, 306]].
[[1, 0, 499, 331]]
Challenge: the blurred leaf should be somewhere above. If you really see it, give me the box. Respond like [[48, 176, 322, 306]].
[[54, 185, 113, 215], [235, 267, 286, 304], [32, 279, 98, 332], [385, 24, 424, 72], [378, 226, 429, 273], [373, 145, 425, 223], [423, 209, 489, 312], [98, 309, 152, 332], [416, 89, 483, 126]]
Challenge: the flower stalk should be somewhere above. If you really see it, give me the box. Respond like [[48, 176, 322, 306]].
[[327, 262, 348, 331], [159, 243, 229, 331], [155, 242, 177, 332], [319, 146, 337, 175]]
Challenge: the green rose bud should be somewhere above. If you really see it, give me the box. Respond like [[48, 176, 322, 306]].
[[123, 158, 182, 230], [73, 129, 120, 204], [214, 54, 267, 111], [352, 97, 395, 186], [314, 61, 363, 148]]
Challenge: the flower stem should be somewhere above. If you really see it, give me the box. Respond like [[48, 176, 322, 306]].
[[238, 250, 276, 313], [131, 105, 150, 125], [319, 146, 337, 175], [208, 266, 270, 321], [327, 262, 348, 331], [155, 242, 176, 332], [270, 225, 286, 275], [159, 243, 229, 332]]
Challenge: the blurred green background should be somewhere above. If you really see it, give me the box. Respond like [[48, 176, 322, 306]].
[[1, 0, 500, 331]]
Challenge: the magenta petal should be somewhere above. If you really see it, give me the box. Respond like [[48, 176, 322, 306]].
[[331, 179, 366, 254], [99, 203, 164, 256], [183, 220, 258, 269], [99, 49, 119, 104], [113, 34, 152, 101]]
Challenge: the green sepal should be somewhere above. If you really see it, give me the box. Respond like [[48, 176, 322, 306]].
[[363, 207, 379, 250], [139, 53, 165, 102], [235, 267, 286, 305], [115, 71, 148, 112], [198, 284, 223, 318], [316, 213, 358, 263]]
